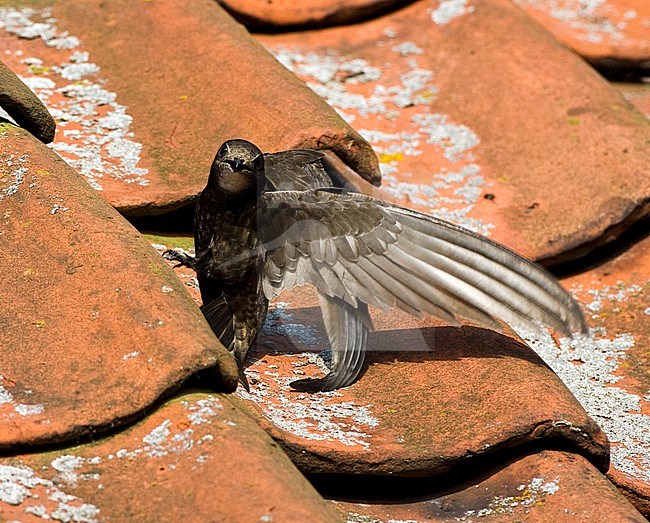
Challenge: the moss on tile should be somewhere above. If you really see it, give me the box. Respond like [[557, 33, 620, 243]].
[[143, 233, 194, 251]]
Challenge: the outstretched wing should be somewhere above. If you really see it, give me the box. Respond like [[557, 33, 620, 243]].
[[259, 189, 588, 337], [263, 149, 376, 391]]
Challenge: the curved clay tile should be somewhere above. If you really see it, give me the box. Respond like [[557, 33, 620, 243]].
[[0, 393, 338, 522], [218, 0, 414, 29], [0, 124, 238, 450], [515, 0, 650, 68], [336, 451, 647, 521], [234, 288, 610, 476], [0, 0, 379, 216], [0, 60, 55, 143], [254, 0, 650, 263]]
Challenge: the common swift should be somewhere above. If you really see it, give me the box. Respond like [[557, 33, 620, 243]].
[[165, 139, 587, 392]]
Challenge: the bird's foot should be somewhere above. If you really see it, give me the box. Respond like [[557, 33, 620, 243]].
[[162, 249, 196, 270]]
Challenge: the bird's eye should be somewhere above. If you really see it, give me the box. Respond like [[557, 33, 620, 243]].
[[217, 142, 230, 158], [252, 154, 264, 172]]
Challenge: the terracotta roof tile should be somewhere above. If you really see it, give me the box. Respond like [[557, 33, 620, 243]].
[[233, 284, 609, 476], [0, 60, 55, 143], [561, 235, 650, 516], [218, 0, 412, 29], [0, 1, 379, 215], [0, 124, 237, 450], [335, 450, 647, 522], [514, 0, 650, 67], [255, 0, 650, 263], [0, 393, 340, 522]]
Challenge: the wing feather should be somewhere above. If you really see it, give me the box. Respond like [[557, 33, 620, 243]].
[[259, 190, 586, 335], [290, 294, 369, 392], [256, 187, 587, 392]]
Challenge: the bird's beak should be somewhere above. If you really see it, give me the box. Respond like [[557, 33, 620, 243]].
[[233, 158, 244, 171]]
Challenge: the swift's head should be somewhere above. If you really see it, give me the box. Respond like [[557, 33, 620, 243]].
[[210, 139, 265, 196]]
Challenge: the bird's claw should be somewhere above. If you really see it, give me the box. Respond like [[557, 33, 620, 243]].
[[238, 368, 251, 393], [162, 249, 196, 270]]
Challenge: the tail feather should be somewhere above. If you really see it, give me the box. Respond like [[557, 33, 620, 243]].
[[201, 296, 236, 352]]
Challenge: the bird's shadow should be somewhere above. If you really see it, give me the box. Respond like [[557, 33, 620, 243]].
[[250, 305, 551, 384]]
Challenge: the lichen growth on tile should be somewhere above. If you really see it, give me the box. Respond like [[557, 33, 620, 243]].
[[518, 281, 650, 484], [268, 41, 491, 235], [513, 0, 648, 44], [0, 463, 99, 522], [454, 476, 560, 521], [0, 374, 45, 420], [430, 0, 476, 26], [238, 303, 379, 450], [0, 7, 149, 191], [0, 151, 30, 201], [0, 397, 230, 520]]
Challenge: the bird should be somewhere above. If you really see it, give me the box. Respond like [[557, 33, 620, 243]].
[[165, 139, 588, 393]]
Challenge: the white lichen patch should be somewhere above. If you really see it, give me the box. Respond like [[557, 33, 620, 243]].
[[184, 397, 224, 425], [580, 281, 643, 318], [0, 397, 227, 519], [239, 303, 379, 450], [267, 42, 491, 234], [513, 0, 648, 44], [102, 396, 226, 460], [391, 41, 424, 57], [516, 280, 650, 484], [0, 7, 149, 191], [51, 455, 85, 485], [0, 463, 99, 522], [430, 0, 476, 26], [0, 152, 30, 201], [411, 113, 479, 163], [238, 377, 379, 450], [0, 374, 45, 420], [453, 476, 560, 521]]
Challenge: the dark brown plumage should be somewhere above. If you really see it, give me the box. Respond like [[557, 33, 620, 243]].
[[166, 139, 588, 393]]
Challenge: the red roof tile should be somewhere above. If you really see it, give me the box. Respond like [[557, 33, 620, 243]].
[[0, 124, 237, 450], [0, 393, 339, 522], [255, 0, 650, 263], [335, 450, 646, 522], [0, 0, 378, 215], [0, 60, 55, 143]]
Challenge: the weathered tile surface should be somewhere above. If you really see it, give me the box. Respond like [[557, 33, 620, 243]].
[[230, 282, 608, 476], [334, 450, 646, 522], [0, 60, 54, 143], [0, 393, 340, 522], [514, 0, 650, 66], [560, 235, 650, 516], [218, 0, 412, 28], [0, 1, 379, 215], [256, 0, 650, 263], [0, 124, 237, 450], [152, 238, 610, 481]]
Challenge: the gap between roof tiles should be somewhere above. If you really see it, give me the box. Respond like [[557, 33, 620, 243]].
[[306, 440, 604, 503], [0, 381, 224, 460], [543, 215, 650, 278]]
